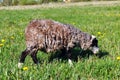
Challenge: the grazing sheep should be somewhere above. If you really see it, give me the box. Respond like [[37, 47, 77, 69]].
[[18, 19, 99, 68]]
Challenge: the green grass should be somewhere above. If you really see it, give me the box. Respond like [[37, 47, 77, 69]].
[[0, 5, 120, 80]]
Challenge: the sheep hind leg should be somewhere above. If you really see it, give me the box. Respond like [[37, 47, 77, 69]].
[[30, 49, 39, 64], [61, 48, 67, 57], [18, 48, 30, 68], [67, 49, 73, 66]]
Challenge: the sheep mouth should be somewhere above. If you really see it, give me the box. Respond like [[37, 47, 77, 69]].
[[91, 46, 99, 54]]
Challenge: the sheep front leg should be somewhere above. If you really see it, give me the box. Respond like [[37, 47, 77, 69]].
[[62, 48, 73, 66], [18, 48, 30, 68]]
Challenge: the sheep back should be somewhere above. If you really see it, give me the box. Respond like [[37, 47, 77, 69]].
[[25, 19, 83, 52]]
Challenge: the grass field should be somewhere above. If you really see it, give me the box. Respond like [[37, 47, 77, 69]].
[[0, 3, 120, 80]]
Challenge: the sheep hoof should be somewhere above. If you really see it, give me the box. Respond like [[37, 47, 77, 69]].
[[68, 59, 73, 67], [18, 62, 23, 69]]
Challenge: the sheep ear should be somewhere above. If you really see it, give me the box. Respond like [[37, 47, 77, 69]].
[[91, 35, 96, 42]]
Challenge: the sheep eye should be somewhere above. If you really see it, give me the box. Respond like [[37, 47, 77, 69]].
[[91, 38, 98, 47]]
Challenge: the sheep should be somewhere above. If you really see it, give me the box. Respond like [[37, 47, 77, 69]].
[[18, 19, 99, 68]]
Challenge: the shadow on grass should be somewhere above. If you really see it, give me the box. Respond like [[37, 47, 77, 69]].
[[48, 48, 109, 63]]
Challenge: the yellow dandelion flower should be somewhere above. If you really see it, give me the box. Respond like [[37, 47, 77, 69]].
[[23, 67, 28, 71], [117, 56, 120, 60], [1, 39, 5, 43], [97, 32, 105, 38], [0, 44, 4, 47], [97, 32, 101, 35], [11, 36, 14, 39], [72, 22, 75, 25], [20, 32, 23, 35]]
